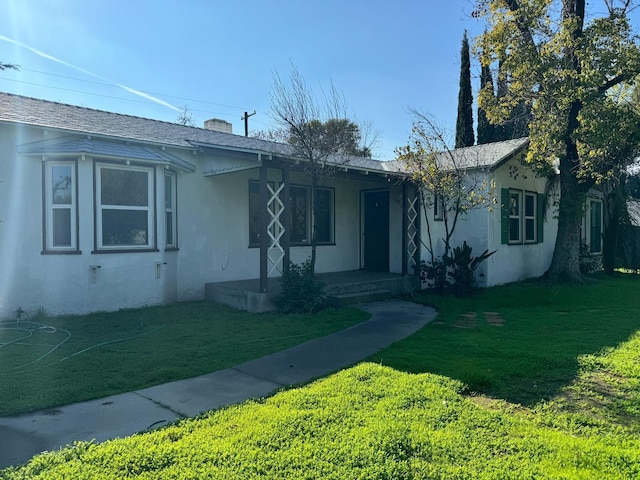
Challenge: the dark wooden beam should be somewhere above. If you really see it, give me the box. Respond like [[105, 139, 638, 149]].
[[402, 182, 408, 276]]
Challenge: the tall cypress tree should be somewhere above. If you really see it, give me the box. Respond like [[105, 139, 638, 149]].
[[455, 31, 474, 148], [477, 63, 495, 144]]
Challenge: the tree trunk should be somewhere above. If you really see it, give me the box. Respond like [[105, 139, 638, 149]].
[[546, 146, 585, 282], [546, 0, 586, 283]]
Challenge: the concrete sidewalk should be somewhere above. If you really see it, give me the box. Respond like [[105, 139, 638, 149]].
[[0, 300, 436, 469]]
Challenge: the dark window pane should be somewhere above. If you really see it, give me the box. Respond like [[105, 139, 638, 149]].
[[509, 218, 520, 242], [525, 194, 535, 217], [590, 201, 602, 253], [290, 186, 308, 243], [166, 212, 173, 245], [525, 218, 535, 242], [52, 165, 72, 205], [102, 209, 148, 246], [249, 181, 260, 245], [52, 209, 71, 247], [316, 188, 332, 243], [509, 193, 520, 216], [101, 169, 148, 206]]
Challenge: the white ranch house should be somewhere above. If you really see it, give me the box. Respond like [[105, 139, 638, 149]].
[[0, 93, 603, 317]]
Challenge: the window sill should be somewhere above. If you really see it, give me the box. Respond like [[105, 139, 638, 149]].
[[248, 242, 336, 248], [41, 250, 82, 255], [92, 248, 160, 254], [165, 247, 179, 252]]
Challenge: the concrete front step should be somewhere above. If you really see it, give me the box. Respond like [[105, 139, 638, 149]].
[[327, 289, 393, 307], [323, 277, 414, 296], [205, 273, 421, 313]]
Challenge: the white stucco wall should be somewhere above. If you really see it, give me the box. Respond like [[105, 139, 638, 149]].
[[0, 125, 181, 317], [418, 171, 492, 287], [418, 158, 559, 289], [485, 159, 558, 286], [0, 123, 403, 317]]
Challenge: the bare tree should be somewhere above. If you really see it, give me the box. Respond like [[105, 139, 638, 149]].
[[396, 110, 497, 293], [270, 66, 377, 272], [176, 105, 195, 127]]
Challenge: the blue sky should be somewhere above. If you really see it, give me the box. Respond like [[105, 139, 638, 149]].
[[1, 0, 487, 159]]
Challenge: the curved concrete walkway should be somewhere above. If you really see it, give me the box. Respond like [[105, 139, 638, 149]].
[[0, 300, 437, 469]]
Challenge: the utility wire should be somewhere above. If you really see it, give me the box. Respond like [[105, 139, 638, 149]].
[[0, 77, 246, 119], [18, 67, 251, 111]]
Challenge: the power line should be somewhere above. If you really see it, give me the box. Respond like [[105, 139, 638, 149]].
[[19, 67, 251, 111], [0, 77, 247, 119]]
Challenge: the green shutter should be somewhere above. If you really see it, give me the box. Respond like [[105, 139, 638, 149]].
[[501, 188, 510, 245], [537, 193, 545, 243]]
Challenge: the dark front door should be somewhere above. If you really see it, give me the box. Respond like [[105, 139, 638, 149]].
[[363, 190, 389, 271]]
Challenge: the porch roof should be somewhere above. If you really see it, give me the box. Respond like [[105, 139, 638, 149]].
[[191, 139, 407, 178]]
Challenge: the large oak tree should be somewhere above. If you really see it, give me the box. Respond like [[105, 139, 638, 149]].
[[475, 0, 640, 281]]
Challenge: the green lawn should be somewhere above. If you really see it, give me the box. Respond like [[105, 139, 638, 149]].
[[0, 302, 369, 416], [371, 273, 640, 406], [3, 275, 640, 478]]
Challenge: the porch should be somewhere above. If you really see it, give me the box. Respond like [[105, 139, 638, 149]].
[[205, 270, 420, 313]]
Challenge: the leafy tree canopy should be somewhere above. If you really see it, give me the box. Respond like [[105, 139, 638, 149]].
[[289, 118, 372, 158], [476, 0, 640, 180], [474, 0, 640, 281]]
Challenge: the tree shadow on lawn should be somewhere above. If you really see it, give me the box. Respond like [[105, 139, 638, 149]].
[[370, 275, 640, 407]]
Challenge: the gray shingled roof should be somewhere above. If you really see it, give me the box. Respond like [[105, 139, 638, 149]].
[[387, 137, 529, 176], [0, 92, 528, 175], [0, 92, 397, 173]]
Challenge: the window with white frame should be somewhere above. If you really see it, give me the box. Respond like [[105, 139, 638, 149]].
[[96, 164, 155, 250], [502, 188, 543, 245], [508, 190, 522, 243], [164, 171, 177, 249], [524, 192, 537, 243], [44, 160, 78, 252]]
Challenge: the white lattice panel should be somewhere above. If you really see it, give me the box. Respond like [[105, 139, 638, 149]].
[[267, 183, 285, 276], [406, 194, 419, 271]]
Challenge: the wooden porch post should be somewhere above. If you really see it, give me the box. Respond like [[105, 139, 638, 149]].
[[281, 166, 291, 274], [402, 182, 408, 276], [259, 162, 268, 292]]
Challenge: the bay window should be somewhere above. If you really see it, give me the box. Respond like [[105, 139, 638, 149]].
[[96, 164, 155, 250], [165, 172, 177, 249], [43, 160, 78, 252]]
